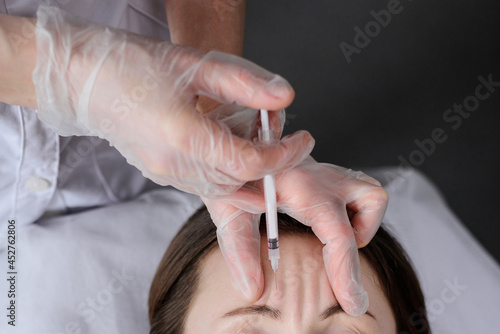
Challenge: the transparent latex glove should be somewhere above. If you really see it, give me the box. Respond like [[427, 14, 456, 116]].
[[205, 159, 388, 315], [202, 104, 285, 300], [273, 157, 388, 316], [32, 6, 314, 196], [202, 107, 388, 315]]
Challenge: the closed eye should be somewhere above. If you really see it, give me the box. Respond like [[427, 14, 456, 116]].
[[223, 304, 375, 321]]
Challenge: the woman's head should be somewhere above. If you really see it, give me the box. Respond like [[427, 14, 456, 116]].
[[149, 207, 430, 333]]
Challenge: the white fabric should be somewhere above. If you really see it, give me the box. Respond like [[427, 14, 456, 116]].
[[0, 106, 60, 225], [0, 0, 170, 229], [0, 187, 202, 334], [368, 167, 500, 333], [3, 0, 170, 40], [1, 168, 499, 333]]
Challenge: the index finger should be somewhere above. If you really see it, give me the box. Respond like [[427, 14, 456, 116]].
[[283, 203, 369, 316]]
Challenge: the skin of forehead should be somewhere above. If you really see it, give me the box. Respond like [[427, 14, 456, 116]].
[[184, 233, 396, 333]]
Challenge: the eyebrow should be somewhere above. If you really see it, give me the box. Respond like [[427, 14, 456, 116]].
[[319, 305, 375, 320], [223, 305, 282, 320], [223, 304, 375, 321]]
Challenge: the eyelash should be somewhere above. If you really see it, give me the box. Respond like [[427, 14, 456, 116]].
[[322, 325, 363, 334], [227, 324, 365, 334], [226, 316, 367, 334]]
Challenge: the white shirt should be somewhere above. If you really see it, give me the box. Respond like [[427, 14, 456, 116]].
[[0, 0, 171, 229]]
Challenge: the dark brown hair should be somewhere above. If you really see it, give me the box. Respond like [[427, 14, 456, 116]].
[[149, 207, 430, 334]]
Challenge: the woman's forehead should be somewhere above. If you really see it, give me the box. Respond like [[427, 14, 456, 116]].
[[187, 233, 395, 333]]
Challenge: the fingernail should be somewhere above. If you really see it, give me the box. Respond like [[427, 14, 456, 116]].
[[292, 131, 315, 156], [344, 287, 369, 316], [266, 75, 293, 99], [301, 131, 315, 149], [285, 130, 314, 146]]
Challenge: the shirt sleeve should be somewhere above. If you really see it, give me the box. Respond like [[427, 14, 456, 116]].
[[0, 0, 171, 230]]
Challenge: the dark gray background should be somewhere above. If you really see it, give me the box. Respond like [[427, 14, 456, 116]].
[[243, 0, 500, 262]]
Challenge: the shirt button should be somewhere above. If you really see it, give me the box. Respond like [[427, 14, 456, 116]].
[[25, 177, 52, 192]]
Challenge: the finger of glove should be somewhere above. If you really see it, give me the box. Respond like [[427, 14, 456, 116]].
[[256, 109, 285, 140], [205, 104, 259, 140], [204, 199, 264, 301], [196, 95, 223, 115], [237, 130, 314, 181], [210, 183, 265, 215], [320, 164, 382, 187], [207, 104, 284, 143], [191, 51, 295, 111], [282, 204, 369, 316], [347, 186, 389, 248], [311, 165, 388, 248], [142, 107, 311, 196], [274, 109, 286, 138], [323, 236, 368, 317], [189, 114, 314, 184]]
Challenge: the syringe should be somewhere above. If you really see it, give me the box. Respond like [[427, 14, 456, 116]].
[[259, 109, 280, 288]]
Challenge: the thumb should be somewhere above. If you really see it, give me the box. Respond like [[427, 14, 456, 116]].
[[203, 198, 264, 301], [192, 51, 295, 111]]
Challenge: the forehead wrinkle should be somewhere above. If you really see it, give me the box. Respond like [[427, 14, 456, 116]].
[[277, 235, 327, 327], [304, 253, 329, 319], [316, 257, 335, 313]]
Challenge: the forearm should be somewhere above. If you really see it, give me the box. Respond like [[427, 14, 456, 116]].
[[165, 0, 246, 56], [0, 14, 37, 109], [165, 0, 246, 113]]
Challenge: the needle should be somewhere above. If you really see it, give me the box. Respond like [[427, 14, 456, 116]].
[[259, 109, 280, 289]]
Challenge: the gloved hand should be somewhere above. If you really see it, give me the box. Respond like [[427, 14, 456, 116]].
[[203, 107, 388, 317], [32, 6, 314, 196]]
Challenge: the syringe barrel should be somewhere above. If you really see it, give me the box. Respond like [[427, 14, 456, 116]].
[[258, 128, 275, 142], [263, 174, 278, 239]]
